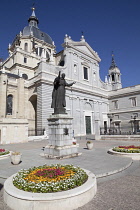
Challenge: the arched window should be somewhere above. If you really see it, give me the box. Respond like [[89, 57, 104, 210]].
[[6, 95, 13, 115], [22, 73, 28, 80], [118, 75, 120, 80], [46, 51, 50, 60], [24, 43, 28, 51], [112, 74, 115, 81], [93, 72, 96, 81], [74, 64, 77, 73]]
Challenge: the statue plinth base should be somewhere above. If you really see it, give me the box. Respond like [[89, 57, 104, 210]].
[[44, 114, 80, 158], [53, 108, 66, 115]]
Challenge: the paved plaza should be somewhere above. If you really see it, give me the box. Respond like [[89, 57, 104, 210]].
[[0, 137, 140, 210]]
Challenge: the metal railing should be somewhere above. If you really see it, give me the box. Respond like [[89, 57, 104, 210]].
[[100, 126, 140, 135], [28, 129, 45, 136]]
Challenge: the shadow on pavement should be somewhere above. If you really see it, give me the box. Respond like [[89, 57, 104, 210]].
[[0, 183, 3, 191]]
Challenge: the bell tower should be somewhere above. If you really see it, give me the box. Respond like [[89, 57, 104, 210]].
[[108, 53, 122, 90]]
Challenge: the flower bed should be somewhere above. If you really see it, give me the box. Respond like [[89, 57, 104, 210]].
[[113, 145, 140, 153], [13, 164, 88, 193], [0, 149, 10, 156], [4, 169, 97, 210]]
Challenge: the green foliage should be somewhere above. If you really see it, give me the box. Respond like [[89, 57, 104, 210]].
[[0, 151, 10, 156], [113, 147, 140, 153]]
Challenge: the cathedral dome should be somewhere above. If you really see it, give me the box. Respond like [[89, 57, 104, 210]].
[[22, 8, 53, 45], [22, 26, 53, 45]]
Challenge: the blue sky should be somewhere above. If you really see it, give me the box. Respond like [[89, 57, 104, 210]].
[[0, 0, 140, 88]]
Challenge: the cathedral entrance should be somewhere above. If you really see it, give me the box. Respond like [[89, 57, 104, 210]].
[[85, 116, 91, 134]]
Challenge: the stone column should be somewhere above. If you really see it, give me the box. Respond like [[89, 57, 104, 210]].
[[17, 78, 25, 118], [95, 120, 101, 140], [94, 101, 101, 140]]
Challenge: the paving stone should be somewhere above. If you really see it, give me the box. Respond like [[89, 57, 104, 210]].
[[0, 138, 140, 210]]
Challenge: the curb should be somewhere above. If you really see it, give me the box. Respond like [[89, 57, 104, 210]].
[[4, 169, 97, 210], [108, 148, 140, 160], [96, 159, 133, 178], [0, 159, 133, 180]]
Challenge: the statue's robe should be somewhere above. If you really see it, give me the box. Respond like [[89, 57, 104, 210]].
[[51, 76, 73, 108]]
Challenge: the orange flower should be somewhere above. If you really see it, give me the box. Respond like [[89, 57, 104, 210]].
[[24, 167, 75, 183]]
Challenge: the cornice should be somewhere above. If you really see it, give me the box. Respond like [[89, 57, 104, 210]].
[[109, 107, 140, 115], [10, 63, 36, 71], [21, 36, 55, 49], [16, 49, 41, 60], [34, 77, 108, 99], [109, 88, 140, 99]]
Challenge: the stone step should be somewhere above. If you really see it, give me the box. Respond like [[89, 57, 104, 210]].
[[100, 135, 140, 141]]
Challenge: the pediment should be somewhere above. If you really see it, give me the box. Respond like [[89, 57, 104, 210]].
[[76, 45, 93, 56], [71, 42, 101, 62]]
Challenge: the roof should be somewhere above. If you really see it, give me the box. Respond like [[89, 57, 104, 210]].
[[22, 26, 53, 45], [109, 54, 120, 73], [0, 71, 20, 79]]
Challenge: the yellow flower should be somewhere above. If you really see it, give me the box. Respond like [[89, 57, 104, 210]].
[[24, 167, 75, 183]]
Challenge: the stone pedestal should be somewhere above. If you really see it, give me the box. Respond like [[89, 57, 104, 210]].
[[45, 114, 79, 158]]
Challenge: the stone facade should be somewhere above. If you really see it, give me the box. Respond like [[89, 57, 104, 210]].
[[108, 85, 140, 134], [0, 8, 140, 144]]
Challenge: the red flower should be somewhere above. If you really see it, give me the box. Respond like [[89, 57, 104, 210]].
[[0, 149, 5, 152], [118, 145, 140, 149], [35, 168, 65, 178]]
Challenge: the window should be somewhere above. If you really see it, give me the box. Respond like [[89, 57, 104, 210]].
[[113, 100, 118, 109], [46, 51, 50, 60], [39, 47, 42, 56], [24, 43, 28, 51], [24, 57, 27, 63], [83, 67, 88, 80], [59, 60, 64, 66], [112, 74, 115, 81], [74, 64, 77, 73], [6, 95, 13, 115], [35, 48, 38, 55], [131, 97, 137, 107], [35, 47, 43, 56], [93, 72, 96, 81], [22, 74, 28, 80]]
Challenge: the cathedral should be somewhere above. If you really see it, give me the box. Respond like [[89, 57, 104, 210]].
[[0, 8, 140, 144]]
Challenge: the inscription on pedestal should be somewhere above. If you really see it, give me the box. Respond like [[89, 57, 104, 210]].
[[63, 127, 69, 135]]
